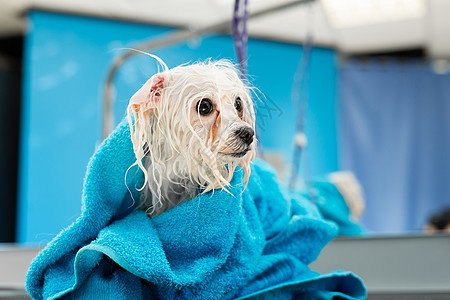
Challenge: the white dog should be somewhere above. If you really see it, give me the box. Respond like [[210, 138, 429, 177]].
[[127, 59, 256, 217]]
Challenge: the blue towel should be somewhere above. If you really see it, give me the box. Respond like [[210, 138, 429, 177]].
[[26, 118, 366, 299], [306, 182, 367, 236]]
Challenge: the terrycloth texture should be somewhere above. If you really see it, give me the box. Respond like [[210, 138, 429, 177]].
[[307, 182, 367, 236], [26, 118, 366, 300]]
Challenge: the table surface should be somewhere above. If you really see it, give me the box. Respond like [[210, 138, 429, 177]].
[[1, 234, 450, 298], [311, 233, 450, 295]]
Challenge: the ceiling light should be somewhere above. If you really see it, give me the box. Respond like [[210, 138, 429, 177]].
[[321, 0, 426, 28]]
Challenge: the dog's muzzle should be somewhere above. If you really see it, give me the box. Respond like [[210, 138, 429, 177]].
[[228, 127, 254, 158], [235, 127, 254, 146]]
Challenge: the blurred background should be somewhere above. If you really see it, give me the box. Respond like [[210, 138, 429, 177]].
[[0, 0, 449, 246], [1, 0, 450, 297]]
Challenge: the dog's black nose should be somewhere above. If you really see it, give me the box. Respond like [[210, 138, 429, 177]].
[[236, 127, 254, 145]]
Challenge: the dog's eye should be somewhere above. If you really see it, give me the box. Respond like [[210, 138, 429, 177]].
[[196, 98, 214, 116], [235, 97, 243, 113]]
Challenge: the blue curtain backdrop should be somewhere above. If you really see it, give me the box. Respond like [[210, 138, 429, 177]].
[[339, 59, 450, 234]]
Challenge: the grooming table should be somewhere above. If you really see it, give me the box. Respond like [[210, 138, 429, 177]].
[[1, 235, 449, 299], [0, 245, 36, 299], [312, 234, 450, 299]]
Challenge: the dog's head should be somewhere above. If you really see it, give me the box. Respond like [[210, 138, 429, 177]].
[[127, 59, 256, 206]]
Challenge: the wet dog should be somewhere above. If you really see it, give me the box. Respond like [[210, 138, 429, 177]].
[[127, 59, 256, 217]]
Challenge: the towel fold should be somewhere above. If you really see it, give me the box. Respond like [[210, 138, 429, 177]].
[[26, 118, 366, 299], [307, 181, 367, 236]]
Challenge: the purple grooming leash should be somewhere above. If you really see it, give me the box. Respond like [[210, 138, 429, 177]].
[[233, 0, 264, 156], [233, 0, 248, 77]]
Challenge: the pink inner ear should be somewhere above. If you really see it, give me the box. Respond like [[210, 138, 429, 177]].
[[151, 74, 164, 96], [130, 73, 165, 112]]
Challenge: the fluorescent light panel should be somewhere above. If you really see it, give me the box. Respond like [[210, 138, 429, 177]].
[[321, 0, 426, 28]]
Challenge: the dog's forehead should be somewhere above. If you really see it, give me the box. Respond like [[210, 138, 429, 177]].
[[169, 65, 244, 90]]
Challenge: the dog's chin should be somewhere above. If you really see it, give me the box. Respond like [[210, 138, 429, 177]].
[[230, 149, 250, 158], [219, 148, 251, 161]]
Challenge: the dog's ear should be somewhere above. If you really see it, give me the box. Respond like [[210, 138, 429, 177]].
[[129, 73, 165, 113]]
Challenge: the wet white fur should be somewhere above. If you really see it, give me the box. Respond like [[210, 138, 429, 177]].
[[127, 59, 256, 217]]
